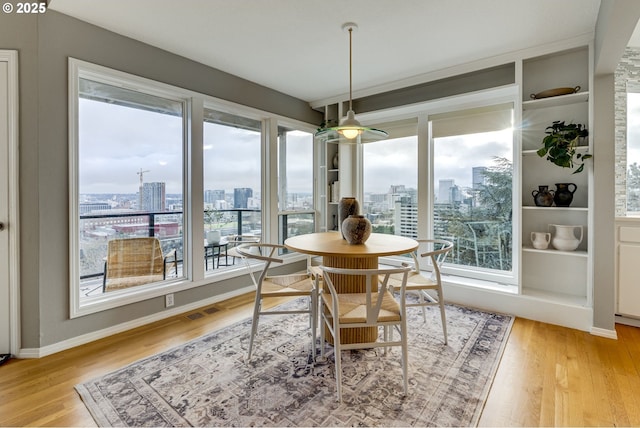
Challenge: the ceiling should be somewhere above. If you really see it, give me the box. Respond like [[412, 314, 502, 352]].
[[49, 0, 611, 104]]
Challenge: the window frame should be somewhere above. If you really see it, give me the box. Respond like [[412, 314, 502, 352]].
[[69, 59, 313, 318], [359, 86, 520, 286], [69, 59, 193, 317], [276, 121, 317, 243]]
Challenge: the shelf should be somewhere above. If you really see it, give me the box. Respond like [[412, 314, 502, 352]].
[[522, 246, 588, 257], [521, 288, 588, 307], [522, 146, 589, 156], [522, 206, 588, 211], [523, 91, 589, 110]]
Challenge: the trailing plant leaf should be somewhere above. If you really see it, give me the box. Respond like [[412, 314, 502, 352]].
[[537, 120, 591, 173]]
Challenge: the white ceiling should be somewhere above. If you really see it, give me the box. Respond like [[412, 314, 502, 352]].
[[49, 0, 607, 104]]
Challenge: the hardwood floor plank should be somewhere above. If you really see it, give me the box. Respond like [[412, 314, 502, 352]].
[[1, 294, 640, 427]]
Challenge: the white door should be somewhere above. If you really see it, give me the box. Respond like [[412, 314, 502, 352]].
[[0, 51, 18, 356]]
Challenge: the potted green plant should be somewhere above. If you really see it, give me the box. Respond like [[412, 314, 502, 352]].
[[204, 207, 223, 244], [537, 120, 591, 174]]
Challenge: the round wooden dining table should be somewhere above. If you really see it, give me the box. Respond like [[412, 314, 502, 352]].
[[285, 231, 418, 344]]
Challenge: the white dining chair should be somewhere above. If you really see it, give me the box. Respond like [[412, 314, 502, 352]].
[[390, 239, 453, 345], [236, 243, 318, 361], [319, 265, 411, 402]]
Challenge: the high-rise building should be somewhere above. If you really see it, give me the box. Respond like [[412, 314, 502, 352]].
[[234, 187, 253, 208], [438, 179, 454, 203], [141, 182, 166, 211], [394, 198, 418, 238], [204, 189, 225, 204], [472, 166, 487, 190]]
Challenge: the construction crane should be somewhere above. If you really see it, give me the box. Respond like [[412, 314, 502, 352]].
[[137, 169, 150, 211], [137, 168, 150, 188]]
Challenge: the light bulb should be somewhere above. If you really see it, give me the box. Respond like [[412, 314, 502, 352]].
[[339, 128, 362, 139]]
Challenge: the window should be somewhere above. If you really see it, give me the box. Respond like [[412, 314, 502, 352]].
[[70, 61, 187, 315], [277, 126, 315, 242], [70, 60, 312, 317], [203, 108, 262, 271], [362, 120, 418, 237], [430, 104, 514, 279], [627, 91, 640, 214]]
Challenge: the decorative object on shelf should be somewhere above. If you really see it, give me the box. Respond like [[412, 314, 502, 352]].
[[314, 23, 388, 143], [537, 120, 591, 174], [549, 224, 583, 251], [530, 86, 580, 99], [341, 215, 372, 245], [332, 151, 339, 169], [553, 182, 577, 207], [329, 180, 340, 202], [338, 197, 359, 239], [531, 231, 551, 250], [206, 229, 221, 245], [532, 185, 555, 207]]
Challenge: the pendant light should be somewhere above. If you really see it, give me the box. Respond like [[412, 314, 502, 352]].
[[315, 23, 388, 143]]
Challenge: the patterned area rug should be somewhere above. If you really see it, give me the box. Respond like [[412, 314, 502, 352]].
[[76, 299, 513, 427]]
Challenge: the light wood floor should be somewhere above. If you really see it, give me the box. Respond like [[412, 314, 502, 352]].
[[1, 293, 639, 427]]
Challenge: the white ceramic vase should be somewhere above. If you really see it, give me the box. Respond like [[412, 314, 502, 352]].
[[530, 231, 551, 250], [206, 229, 221, 245], [548, 224, 583, 251]]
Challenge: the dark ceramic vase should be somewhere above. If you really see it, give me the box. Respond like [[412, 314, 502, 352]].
[[532, 185, 555, 207], [338, 197, 359, 239], [553, 183, 577, 207], [341, 215, 372, 245]]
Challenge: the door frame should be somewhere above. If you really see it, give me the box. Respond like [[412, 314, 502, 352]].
[[1, 50, 20, 356]]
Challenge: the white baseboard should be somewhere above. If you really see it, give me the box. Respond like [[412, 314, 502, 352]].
[[590, 326, 618, 339], [17, 286, 253, 359]]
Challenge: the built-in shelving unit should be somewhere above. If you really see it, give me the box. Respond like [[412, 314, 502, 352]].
[[316, 131, 340, 232], [520, 45, 592, 309]]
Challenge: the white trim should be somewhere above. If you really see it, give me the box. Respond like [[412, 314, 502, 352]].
[[443, 281, 594, 332], [69, 58, 194, 318], [19, 285, 254, 358], [590, 326, 618, 340], [0, 50, 20, 356]]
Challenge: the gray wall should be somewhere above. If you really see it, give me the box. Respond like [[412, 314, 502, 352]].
[[1, 11, 319, 348], [593, 74, 617, 331]]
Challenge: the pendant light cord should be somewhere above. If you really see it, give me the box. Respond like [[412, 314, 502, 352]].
[[348, 26, 353, 112]]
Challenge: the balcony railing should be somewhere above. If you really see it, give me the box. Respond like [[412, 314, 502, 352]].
[[79, 208, 261, 280], [79, 208, 316, 283]]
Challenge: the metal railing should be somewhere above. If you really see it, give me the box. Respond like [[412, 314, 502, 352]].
[[79, 208, 261, 280]]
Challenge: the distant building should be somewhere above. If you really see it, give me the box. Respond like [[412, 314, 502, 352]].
[[204, 189, 225, 204], [141, 182, 166, 211], [472, 167, 487, 190], [79, 202, 110, 215], [438, 179, 458, 203], [394, 198, 418, 238], [234, 187, 253, 208]]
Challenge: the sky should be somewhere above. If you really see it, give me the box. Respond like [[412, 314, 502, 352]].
[[364, 130, 512, 195], [79, 98, 512, 198]]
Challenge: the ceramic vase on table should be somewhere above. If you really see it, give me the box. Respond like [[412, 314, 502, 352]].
[[532, 185, 555, 207], [338, 197, 359, 240], [342, 215, 372, 245], [549, 224, 583, 251], [206, 229, 221, 245], [553, 183, 577, 207], [531, 231, 551, 249]]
